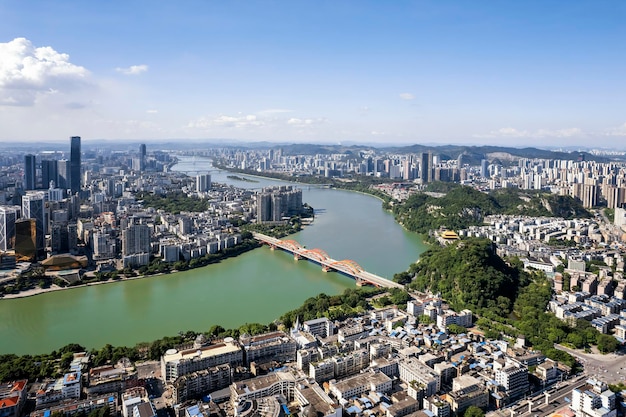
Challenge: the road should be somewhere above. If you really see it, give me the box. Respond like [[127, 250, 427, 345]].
[[489, 375, 588, 417], [555, 344, 625, 384]]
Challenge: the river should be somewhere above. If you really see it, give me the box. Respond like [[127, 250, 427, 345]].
[[0, 156, 427, 354]]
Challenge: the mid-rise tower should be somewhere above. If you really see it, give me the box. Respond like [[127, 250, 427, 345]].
[[24, 154, 36, 190], [70, 136, 81, 194]]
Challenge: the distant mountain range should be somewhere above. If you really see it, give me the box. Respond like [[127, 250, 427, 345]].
[[2, 139, 622, 163], [275, 143, 618, 164]]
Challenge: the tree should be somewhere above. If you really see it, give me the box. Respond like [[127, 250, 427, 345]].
[[464, 405, 485, 417], [597, 334, 619, 353], [447, 324, 467, 334], [208, 325, 225, 337]]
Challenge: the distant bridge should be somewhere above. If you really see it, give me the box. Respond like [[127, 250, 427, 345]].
[[253, 232, 404, 289], [173, 169, 217, 175]]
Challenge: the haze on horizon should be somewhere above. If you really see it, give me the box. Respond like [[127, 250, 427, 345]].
[[1, 1, 625, 149]]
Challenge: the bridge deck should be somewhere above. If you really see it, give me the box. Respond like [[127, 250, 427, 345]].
[[252, 232, 404, 289]]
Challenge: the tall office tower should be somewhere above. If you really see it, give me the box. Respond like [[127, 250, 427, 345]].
[[196, 174, 211, 192], [70, 136, 81, 194], [24, 154, 36, 190], [57, 159, 69, 190], [481, 159, 489, 178], [139, 144, 147, 171], [41, 159, 59, 190], [420, 152, 432, 183], [14, 219, 37, 261], [0, 206, 20, 251], [22, 191, 46, 259]]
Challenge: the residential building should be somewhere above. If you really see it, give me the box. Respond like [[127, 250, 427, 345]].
[[161, 340, 243, 382]]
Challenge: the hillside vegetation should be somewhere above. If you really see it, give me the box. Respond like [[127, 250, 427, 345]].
[[393, 185, 590, 234], [407, 238, 526, 314], [399, 238, 618, 367]]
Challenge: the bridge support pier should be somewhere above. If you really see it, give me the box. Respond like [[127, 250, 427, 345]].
[[322, 266, 330, 272], [294, 254, 301, 260], [269, 244, 276, 250]]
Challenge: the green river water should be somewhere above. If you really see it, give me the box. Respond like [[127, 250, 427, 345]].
[[0, 157, 428, 354]]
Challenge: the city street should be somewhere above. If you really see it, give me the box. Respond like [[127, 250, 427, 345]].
[[555, 344, 625, 384], [488, 375, 588, 417]]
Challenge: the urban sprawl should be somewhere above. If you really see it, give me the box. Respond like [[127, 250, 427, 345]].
[[0, 138, 625, 417]]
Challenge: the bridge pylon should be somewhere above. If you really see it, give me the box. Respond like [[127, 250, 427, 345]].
[[294, 254, 301, 260]]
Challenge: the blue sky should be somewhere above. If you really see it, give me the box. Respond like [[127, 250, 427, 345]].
[[0, 1, 625, 147]]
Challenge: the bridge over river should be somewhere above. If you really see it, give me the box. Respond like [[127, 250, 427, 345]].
[[253, 232, 404, 289]]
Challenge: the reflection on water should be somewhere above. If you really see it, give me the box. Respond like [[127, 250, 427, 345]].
[[0, 156, 427, 354]]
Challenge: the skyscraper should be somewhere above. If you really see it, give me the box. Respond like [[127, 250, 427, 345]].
[[70, 136, 81, 194], [41, 159, 59, 190], [14, 219, 37, 262], [22, 191, 46, 259], [57, 159, 69, 190], [0, 206, 19, 251], [481, 159, 489, 178], [24, 154, 36, 190], [420, 152, 432, 183], [139, 143, 147, 171]]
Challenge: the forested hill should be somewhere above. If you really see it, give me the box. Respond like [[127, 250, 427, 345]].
[[393, 185, 590, 234], [407, 238, 526, 314]]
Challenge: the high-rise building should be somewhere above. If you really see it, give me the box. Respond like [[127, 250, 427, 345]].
[[0, 206, 20, 251], [70, 136, 81, 194], [139, 144, 147, 171], [57, 159, 69, 190], [24, 154, 36, 190], [14, 219, 37, 262], [41, 159, 59, 190], [122, 221, 151, 267], [420, 152, 432, 183], [481, 159, 489, 178], [22, 191, 46, 259], [256, 186, 302, 223], [196, 174, 211, 193], [122, 223, 150, 256]]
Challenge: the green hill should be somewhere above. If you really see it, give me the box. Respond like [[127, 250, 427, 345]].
[[408, 238, 524, 313], [393, 185, 590, 234]]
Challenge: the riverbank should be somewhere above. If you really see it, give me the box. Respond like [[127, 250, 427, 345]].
[[0, 271, 170, 300], [0, 237, 263, 301], [0, 221, 318, 301], [1, 159, 428, 354]]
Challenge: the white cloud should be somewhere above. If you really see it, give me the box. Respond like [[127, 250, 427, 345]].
[[115, 64, 148, 75], [475, 127, 584, 139], [258, 108, 292, 115], [187, 114, 265, 129], [287, 118, 313, 126], [399, 93, 415, 100], [146, 109, 159, 114], [0, 37, 89, 106], [604, 122, 626, 137]]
